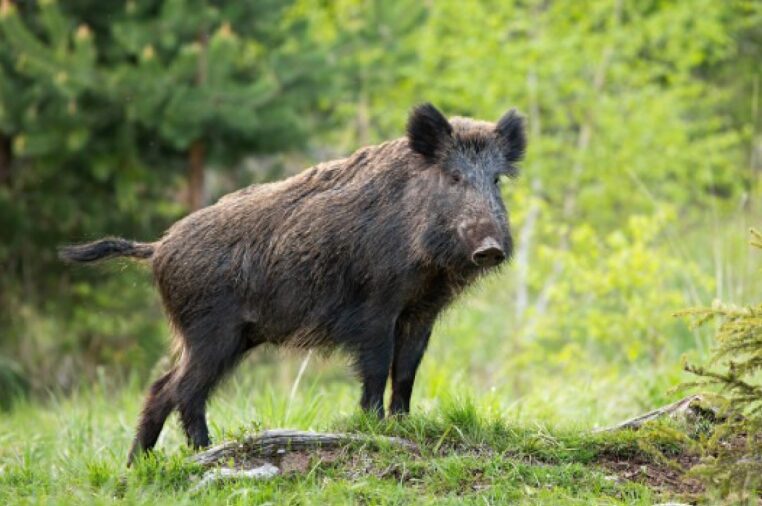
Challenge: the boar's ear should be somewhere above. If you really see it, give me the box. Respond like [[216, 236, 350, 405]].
[[495, 109, 526, 167], [407, 103, 453, 163]]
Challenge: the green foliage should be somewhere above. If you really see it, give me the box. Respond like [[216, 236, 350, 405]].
[[0, 0, 329, 401], [532, 210, 713, 367], [681, 229, 762, 414], [304, 0, 751, 220], [678, 229, 762, 500]]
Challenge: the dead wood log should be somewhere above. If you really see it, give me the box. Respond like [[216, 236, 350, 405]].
[[190, 429, 417, 467]]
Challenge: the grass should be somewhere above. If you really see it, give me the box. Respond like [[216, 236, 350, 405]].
[[0, 373, 712, 505]]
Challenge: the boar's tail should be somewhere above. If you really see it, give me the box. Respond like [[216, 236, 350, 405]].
[[58, 237, 155, 263]]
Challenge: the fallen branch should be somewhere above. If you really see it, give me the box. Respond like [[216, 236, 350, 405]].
[[190, 429, 417, 467], [594, 394, 716, 433]]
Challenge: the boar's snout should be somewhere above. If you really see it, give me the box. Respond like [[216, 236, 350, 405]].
[[471, 236, 505, 267], [458, 218, 508, 268]]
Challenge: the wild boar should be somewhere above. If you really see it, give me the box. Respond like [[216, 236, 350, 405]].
[[59, 103, 526, 464]]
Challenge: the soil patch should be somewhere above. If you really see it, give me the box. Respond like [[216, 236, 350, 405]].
[[595, 449, 703, 497]]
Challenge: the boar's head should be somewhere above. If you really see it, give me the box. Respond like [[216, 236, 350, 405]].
[[407, 103, 526, 272]]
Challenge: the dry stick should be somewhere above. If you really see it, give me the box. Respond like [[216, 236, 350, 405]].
[[285, 350, 313, 420], [593, 394, 706, 433], [190, 429, 418, 467]]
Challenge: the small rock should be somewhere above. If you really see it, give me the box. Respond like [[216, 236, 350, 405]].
[[191, 463, 280, 492]]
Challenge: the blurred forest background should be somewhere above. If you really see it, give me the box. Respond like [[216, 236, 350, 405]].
[[0, 0, 761, 426]]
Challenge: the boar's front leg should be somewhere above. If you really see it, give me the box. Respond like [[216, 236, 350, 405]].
[[389, 318, 433, 415], [354, 320, 396, 417]]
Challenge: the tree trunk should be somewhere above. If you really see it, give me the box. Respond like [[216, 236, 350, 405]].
[[186, 140, 205, 211], [185, 28, 209, 211], [0, 133, 11, 187]]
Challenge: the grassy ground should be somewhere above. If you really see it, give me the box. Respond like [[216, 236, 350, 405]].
[[1, 382, 708, 505]]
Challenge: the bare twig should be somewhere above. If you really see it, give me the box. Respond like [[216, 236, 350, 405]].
[[593, 395, 712, 433], [286, 350, 312, 419]]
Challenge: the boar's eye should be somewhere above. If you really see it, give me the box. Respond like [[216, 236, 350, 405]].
[[450, 172, 462, 184], [493, 175, 501, 186]]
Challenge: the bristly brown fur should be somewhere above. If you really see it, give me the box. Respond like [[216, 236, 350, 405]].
[[60, 103, 527, 465]]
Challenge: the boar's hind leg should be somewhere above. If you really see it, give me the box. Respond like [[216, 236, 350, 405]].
[[390, 320, 433, 415], [127, 367, 177, 466], [173, 317, 255, 450]]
